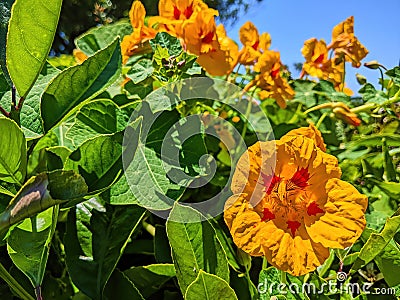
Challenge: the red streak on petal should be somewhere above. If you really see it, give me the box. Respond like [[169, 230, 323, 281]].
[[287, 220, 301, 236], [260, 208, 275, 222], [261, 173, 282, 194], [290, 167, 310, 189], [202, 31, 214, 44], [314, 53, 325, 64], [307, 201, 324, 216], [270, 67, 280, 79], [183, 5, 194, 19], [252, 40, 259, 50], [173, 6, 181, 20]]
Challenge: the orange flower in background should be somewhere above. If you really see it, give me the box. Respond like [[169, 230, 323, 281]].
[[253, 50, 294, 108], [182, 8, 219, 55], [121, 1, 157, 64], [197, 24, 239, 76], [150, 0, 208, 37], [301, 38, 353, 95], [329, 16, 368, 67], [301, 38, 331, 79], [224, 130, 368, 276], [238, 22, 271, 65], [73, 49, 88, 64]]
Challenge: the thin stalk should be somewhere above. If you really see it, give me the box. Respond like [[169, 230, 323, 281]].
[[378, 67, 385, 91], [0, 262, 35, 300], [315, 112, 328, 129]]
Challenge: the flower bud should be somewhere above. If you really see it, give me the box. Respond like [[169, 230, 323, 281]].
[[356, 73, 367, 85], [364, 60, 380, 69], [332, 102, 361, 126]]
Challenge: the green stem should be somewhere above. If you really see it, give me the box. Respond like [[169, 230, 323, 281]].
[[280, 270, 287, 293], [288, 103, 303, 123], [315, 112, 328, 129], [341, 61, 346, 92], [0, 262, 34, 300], [262, 257, 268, 270], [378, 67, 385, 91]]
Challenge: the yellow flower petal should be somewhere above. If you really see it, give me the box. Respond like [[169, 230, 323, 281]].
[[285, 124, 326, 152], [305, 178, 368, 249], [239, 21, 259, 48]]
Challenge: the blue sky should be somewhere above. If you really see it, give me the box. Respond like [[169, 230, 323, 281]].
[[224, 0, 400, 94]]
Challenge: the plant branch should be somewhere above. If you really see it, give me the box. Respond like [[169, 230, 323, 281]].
[[0, 262, 35, 300]]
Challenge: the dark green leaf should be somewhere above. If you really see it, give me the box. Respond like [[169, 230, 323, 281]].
[[358, 83, 387, 104], [41, 39, 122, 132], [65, 99, 126, 147], [103, 269, 144, 300], [351, 216, 400, 272], [65, 130, 126, 194], [127, 59, 154, 84], [0, 117, 26, 185], [0, 170, 87, 234], [75, 21, 132, 56], [0, 0, 14, 86], [7, 206, 58, 287], [185, 270, 237, 300], [124, 264, 175, 298], [150, 32, 182, 57], [386, 66, 400, 85], [64, 198, 145, 299], [166, 203, 229, 295], [6, 0, 62, 97]]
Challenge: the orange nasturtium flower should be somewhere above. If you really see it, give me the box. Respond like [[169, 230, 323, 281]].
[[237, 21, 271, 65], [121, 1, 157, 64], [182, 8, 219, 55], [252, 50, 294, 108], [329, 16, 368, 68], [301, 38, 353, 95], [149, 0, 207, 37], [224, 128, 367, 276], [197, 24, 239, 76]]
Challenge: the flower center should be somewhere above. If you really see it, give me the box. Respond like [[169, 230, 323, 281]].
[[260, 167, 324, 236]]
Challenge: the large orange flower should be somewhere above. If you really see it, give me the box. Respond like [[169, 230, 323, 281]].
[[224, 130, 367, 276], [329, 16, 368, 68], [253, 50, 294, 108], [121, 1, 157, 64]]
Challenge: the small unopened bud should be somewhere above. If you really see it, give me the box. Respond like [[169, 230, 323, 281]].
[[332, 102, 361, 126], [364, 60, 380, 69], [356, 73, 367, 85], [177, 60, 186, 68]]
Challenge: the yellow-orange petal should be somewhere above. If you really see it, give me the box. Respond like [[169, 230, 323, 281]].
[[239, 21, 259, 48], [276, 135, 341, 191], [230, 141, 277, 199], [305, 178, 368, 249], [224, 193, 249, 230], [258, 32, 271, 52], [332, 16, 354, 41], [285, 124, 326, 152], [129, 1, 146, 29], [228, 201, 330, 275], [228, 205, 272, 257], [261, 226, 330, 276]]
